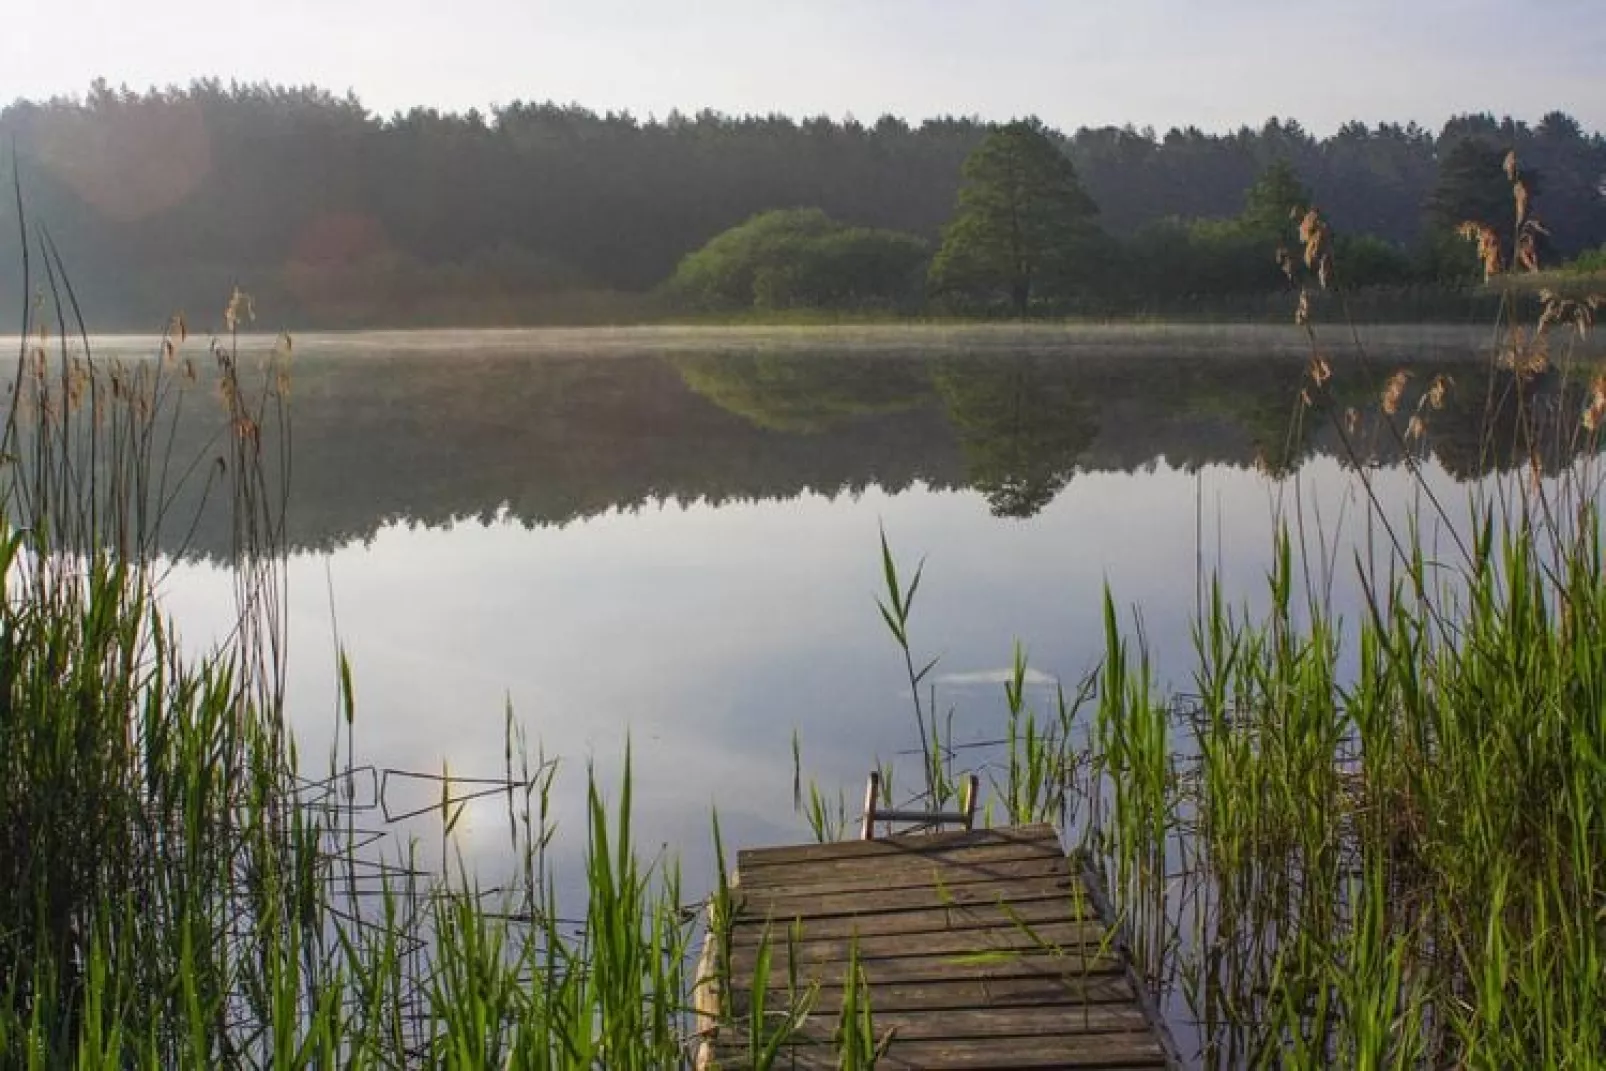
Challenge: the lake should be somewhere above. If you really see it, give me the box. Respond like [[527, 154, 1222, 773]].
[[136, 322, 1599, 1058]]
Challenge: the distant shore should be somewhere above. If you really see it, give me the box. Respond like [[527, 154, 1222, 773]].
[[80, 320, 1606, 364]]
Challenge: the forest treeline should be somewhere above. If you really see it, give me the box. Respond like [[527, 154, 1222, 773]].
[[2, 80, 1604, 328]]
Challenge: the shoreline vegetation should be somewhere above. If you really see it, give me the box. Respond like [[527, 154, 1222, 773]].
[[12, 264, 1603, 337], [6, 164, 1606, 1066], [9, 270, 1606, 338], [12, 280, 1606, 335], [68, 319, 1606, 362]]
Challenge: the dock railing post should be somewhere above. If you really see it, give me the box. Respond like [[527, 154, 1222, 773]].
[[860, 769, 881, 840], [860, 769, 982, 840]]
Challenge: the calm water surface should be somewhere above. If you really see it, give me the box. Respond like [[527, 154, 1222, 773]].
[[141, 323, 1599, 1055]]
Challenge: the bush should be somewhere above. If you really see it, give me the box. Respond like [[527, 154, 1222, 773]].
[[668, 208, 929, 313], [1569, 244, 1606, 273]]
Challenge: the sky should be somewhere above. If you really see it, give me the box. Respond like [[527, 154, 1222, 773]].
[[5, 0, 1604, 134]]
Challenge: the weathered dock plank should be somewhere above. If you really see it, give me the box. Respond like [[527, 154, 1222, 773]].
[[696, 823, 1175, 1069]]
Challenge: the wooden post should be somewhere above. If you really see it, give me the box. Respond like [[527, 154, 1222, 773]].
[[860, 770, 881, 841], [962, 773, 979, 830]]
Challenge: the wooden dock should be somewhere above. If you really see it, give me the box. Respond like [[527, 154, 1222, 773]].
[[695, 823, 1175, 1069]]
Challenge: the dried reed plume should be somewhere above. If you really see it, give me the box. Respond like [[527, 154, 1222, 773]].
[[1380, 371, 1409, 416]]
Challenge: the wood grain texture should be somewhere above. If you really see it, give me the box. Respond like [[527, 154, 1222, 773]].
[[699, 825, 1176, 1069]]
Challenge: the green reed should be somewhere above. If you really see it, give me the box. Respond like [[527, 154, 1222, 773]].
[[1072, 175, 1606, 1064], [1123, 488, 1606, 1066], [0, 214, 321, 1065], [993, 641, 1093, 831]]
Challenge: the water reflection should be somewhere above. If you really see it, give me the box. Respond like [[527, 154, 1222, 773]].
[[148, 332, 1606, 856], [146, 330, 1601, 1065], [147, 336, 1604, 560]]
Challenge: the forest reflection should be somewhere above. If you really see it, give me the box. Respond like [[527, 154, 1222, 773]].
[[153, 343, 1601, 559]]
